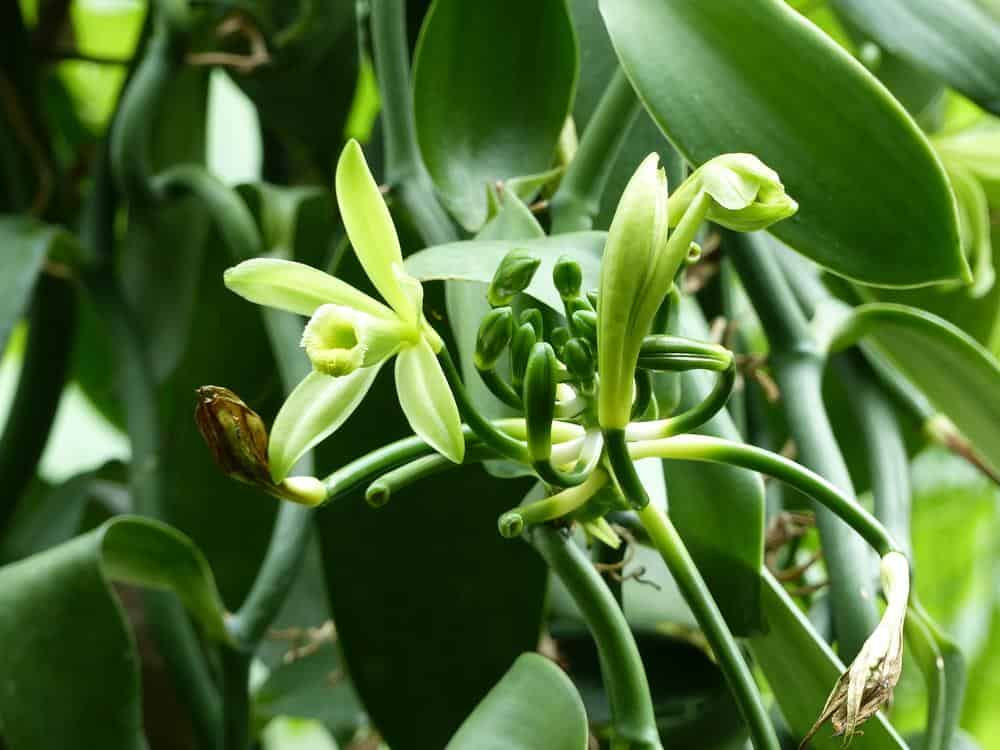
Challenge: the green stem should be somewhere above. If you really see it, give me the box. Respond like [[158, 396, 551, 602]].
[[529, 526, 661, 750], [498, 469, 608, 537], [603, 428, 649, 510], [907, 599, 966, 750], [364, 445, 497, 506], [439, 348, 531, 463], [477, 366, 523, 409], [628, 435, 899, 557], [628, 363, 735, 440], [727, 231, 878, 659], [0, 274, 76, 532], [637, 503, 779, 750], [549, 69, 640, 233], [220, 646, 250, 750]]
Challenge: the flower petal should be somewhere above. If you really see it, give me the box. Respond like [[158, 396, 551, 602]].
[[269, 365, 384, 481], [335, 140, 414, 322], [395, 338, 465, 463], [224, 258, 394, 320]]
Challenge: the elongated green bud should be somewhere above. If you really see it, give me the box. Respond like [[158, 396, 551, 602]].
[[637, 335, 733, 372], [668, 153, 798, 232], [552, 256, 583, 299], [563, 337, 595, 382], [586, 289, 599, 309], [474, 306, 514, 370], [550, 326, 571, 356], [519, 308, 544, 338], [597, 153, 682, 429], [510, 322, 537, 387], [524, 342, 557, 462], [488, 248, 541, 306], [571, 309, 597, 344]]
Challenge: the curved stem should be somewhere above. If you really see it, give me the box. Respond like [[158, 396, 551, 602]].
[[529, 526, 661, 750], [728, 230, 878, 659], [628, 435, 899, 557], [0, 274, 76, 532], [498, 469, 608, 537], [637, 503, 779, 750], [364, 445, 497, 506], [477, 366, 523, 409], [603, 429, 649, 510], [908, 598, 966, 750], [549, 68, 640, 233], [627, 363, 735, 440]]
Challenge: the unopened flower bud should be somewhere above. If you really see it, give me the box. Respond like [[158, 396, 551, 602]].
[[571, 309, 597, 344], [563, 337, 595, 382], [510, 322, 537, 387], [488, 248, 541, 306], [552, 256, 583, 300], [474, 307, 514, 371], [669, 153, 798, 232], [195, 386, 326, 506], [519, 308, 544, 338], [550, 326, 571, 356]]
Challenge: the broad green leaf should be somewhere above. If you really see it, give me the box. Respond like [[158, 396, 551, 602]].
[[446, 653, 588, 750], [405, 232, 605, 313], [413, 0, 578, 231], [599, 0, 966, 288], [831, 0, 1000, 116], [829, 303, 1000, 475], [0, 516, 227, 750], [316, 251, 547, 750], [664, 297, 764, 636], [748, 572, 907, 750], [0, 216, 75, 356]]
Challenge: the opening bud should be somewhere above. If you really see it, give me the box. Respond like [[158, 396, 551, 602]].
[[195, 386, 326, 506], [474, 307, 514, 371], [553, 256, 583, 300], [301, 304, 407, 377], [669, 153, 798, 232], [487, 248, 541, 306]]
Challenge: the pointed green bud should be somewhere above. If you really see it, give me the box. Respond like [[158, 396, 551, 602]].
[[586, 289, 599, 309], [519, 307, 544, 338], [669, 153, 798, 232], [510, 322, 537, 387], [563, 337, 595, 382], [637, 335, 733, 372], [524, 343, 557, 463], [597, 153, 683, 429], [572, 309, 597, 344], [488, 248, 541, 306], [195, 386, 326, 506], [301, 304, 408, 377], [552, 256, 583, 299], [550, 326, 571, 356], [474, 306, 514, 371]]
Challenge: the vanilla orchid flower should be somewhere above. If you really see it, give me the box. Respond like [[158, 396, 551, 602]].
[[224, 140, 464, 482]]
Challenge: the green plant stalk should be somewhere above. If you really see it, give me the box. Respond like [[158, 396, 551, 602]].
[[629, 435, 899, 557], [529, 525, 661, 750], [0, 274, 76, 532], [88, 275, 223, 750], [908, 599, 966, 750], [550, 68, 641, 233], [364, 445, 498, 506], [727, 231, 878, 659], [637, 503, 779, 750]]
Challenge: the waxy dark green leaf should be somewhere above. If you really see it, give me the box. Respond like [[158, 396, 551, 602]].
[[748, 573, 907, 749], [413, 0, 578, 231], [446, 653, 588, 750], [831, 0, 1000, 115], [0, 516, 227, 750], [830, 303, 1000, 475], [599, 0, 966, 288]]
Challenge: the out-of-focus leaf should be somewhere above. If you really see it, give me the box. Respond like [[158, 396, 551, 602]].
[[445, 653, 588, 750], [405, 232, 605, 313], [0, 469, 99, 562], [828, 302, 1000, 475], [413, 0, 577, 231], [662, 297, 764, 635], [599, 0, 966, 288], [262, 717, 339, 750], [935, 120, 1000, 205], [748, 573, 907, 749], [0, 216, 74, 356], [963, 608, 1000, 747], [830, 0, 1000, 116], [0, 515, 228, 749]]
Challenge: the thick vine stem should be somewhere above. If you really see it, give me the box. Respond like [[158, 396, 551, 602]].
[[549, 68, 641, 233], [628, 435, 900, 557], [0, 274, 76, 532], [528, 525, 661, 750], [637, 503, 780, 750], [727, 231, 878, 659]]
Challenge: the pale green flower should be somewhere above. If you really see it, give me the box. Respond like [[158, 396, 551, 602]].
[[225, 140, 464, 481]]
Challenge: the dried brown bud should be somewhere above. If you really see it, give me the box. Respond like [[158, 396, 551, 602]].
[[195, 386, 325, 506]]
